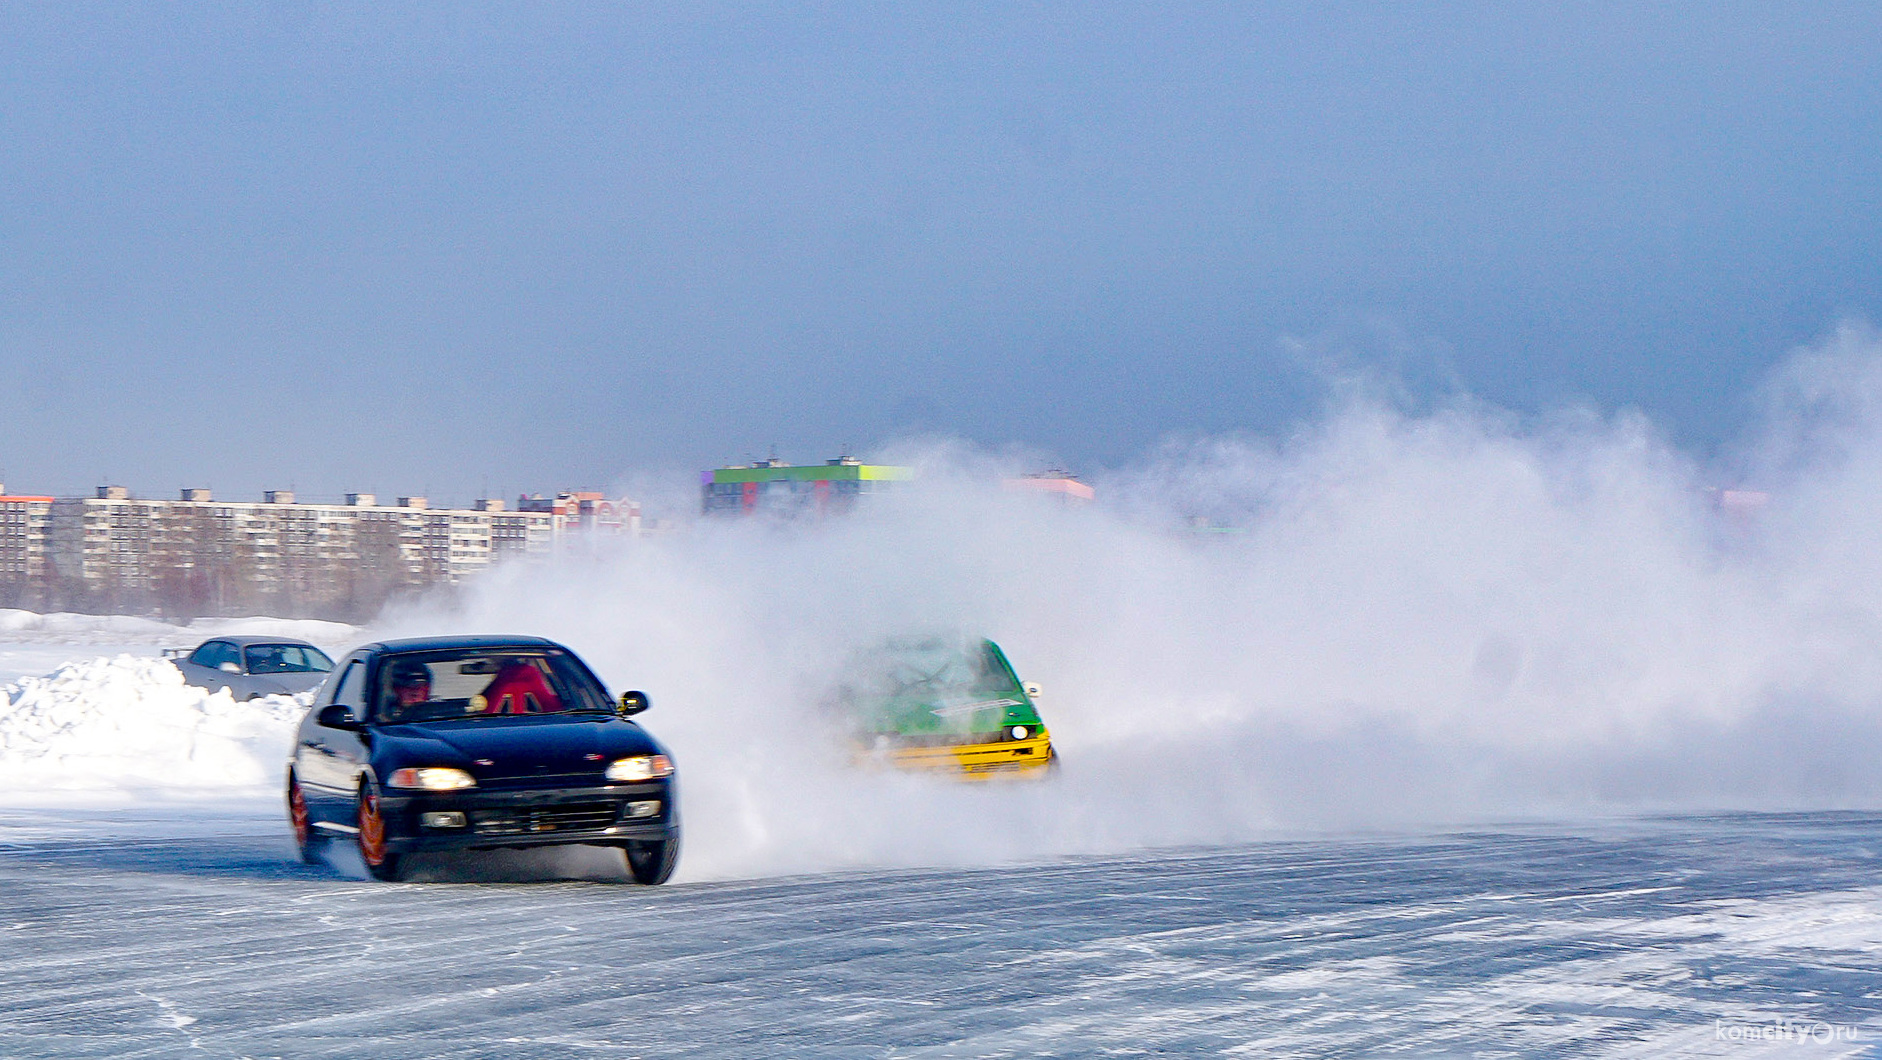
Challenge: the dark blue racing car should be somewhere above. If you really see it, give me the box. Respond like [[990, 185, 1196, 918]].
[[286, 636, 679, 884]]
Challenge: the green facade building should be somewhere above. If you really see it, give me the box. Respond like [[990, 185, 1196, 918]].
[[701, 457, 912, 516]]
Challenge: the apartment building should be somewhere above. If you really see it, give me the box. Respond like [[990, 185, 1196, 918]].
[[32, 488, 563, 619], [702, 456, 911, 517], [0, 487, 54, 597], [516, 491, 642, 542]]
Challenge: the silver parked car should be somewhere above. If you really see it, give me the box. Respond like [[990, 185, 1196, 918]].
[[167, 636, 336, 700]]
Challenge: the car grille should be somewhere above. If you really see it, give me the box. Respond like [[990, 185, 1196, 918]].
[[962, 757, 1048, 776], [474, 771, 602, 790], [473, 802, 620, 836]]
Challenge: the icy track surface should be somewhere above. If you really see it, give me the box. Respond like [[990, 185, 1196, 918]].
[[2, 811, 1880, 1058]]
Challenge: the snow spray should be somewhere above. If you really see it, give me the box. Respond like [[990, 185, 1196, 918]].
[[368, 325, 1882, 879]]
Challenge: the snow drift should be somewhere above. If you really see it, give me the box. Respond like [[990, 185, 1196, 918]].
[[0, 609, 354, 647], [0, 656, 303, 799]]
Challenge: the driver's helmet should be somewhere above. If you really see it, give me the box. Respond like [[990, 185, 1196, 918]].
[[389, 659, 431, 690]]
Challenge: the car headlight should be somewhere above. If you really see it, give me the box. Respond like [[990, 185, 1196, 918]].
[[606, 755, 674, 782], [388, 767, 477, 790]]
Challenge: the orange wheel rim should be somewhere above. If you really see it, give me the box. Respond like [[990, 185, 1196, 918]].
[[289, 782, 310, 846], [358, 792, 386, 865]]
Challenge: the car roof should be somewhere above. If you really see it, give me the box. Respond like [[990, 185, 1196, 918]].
[[358, 635, 565, 655], [197, 635, 323, 649]]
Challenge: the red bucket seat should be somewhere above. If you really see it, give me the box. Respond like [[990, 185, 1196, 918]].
[[481, 662, 563, 714]]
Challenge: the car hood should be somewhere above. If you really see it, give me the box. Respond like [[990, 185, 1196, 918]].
[[373, 716, 665, 786], [863, 689, 1042, 737]]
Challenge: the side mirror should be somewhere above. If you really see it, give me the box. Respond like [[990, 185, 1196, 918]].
[[618, 690, 650, 716], [1024, 682, 1042, 700], [219, 661, 242, 674], [317, 704, 362, 730]]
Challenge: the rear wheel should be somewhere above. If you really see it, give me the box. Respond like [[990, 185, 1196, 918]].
[[623, 833, 679, 885], [286, 773, 322, 864], [357, 783, 405, 882]]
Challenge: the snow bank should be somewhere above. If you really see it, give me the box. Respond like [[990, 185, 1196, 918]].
[[187, 616, 359, 646], [0, 609, 358, 651], [0, 655, 303, 798], [0, 609, 181, 640]]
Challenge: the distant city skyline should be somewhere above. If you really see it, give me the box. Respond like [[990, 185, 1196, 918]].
[[3, 4, 1878, 501], [0, 457, 860, 515]]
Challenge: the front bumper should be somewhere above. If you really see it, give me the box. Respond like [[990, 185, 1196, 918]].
[[861, 733, 1056, 780], [377, 781, 677, 853]]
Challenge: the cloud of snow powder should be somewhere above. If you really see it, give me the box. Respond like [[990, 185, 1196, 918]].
[[357, 325, 1882, 880], [10, 328, 1882, 880]]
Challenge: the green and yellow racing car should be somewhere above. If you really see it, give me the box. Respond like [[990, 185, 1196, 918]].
[[833, 635, 1056, 780]]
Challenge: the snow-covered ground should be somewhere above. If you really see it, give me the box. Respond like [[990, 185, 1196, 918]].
[[1, 807, 1879, 1057], [1, 611, 1880, 1055]]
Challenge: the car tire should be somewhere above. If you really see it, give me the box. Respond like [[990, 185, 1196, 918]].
[[356, 783, 406, 882], [623, 832, 679, 885], [287, 772, 322, 864]]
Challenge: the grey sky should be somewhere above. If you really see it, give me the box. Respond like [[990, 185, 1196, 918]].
[[2, 3, 1877, 505]]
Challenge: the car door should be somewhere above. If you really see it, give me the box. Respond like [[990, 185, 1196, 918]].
[[225, 644, 261, 700], [233, 643, 287, 700], [183, 640, 239, 693], [298, 656, 372, 814]]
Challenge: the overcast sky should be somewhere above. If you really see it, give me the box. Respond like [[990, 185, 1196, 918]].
[[1, 3, 1878, 505]]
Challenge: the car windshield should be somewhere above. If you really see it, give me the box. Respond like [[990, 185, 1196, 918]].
[[373, 648, 613, 723], [244, 643, 334, 674], [831, 636, 1029, 734], [855, 638, 1017, 704]]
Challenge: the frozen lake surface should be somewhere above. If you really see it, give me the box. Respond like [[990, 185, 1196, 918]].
[[3, 809, 1880, 1058]]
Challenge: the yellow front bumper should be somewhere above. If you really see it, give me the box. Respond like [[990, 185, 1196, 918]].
[[863, 733, 1056, 780]]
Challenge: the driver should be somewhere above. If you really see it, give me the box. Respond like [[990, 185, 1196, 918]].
[[388, 660, 432, 715]]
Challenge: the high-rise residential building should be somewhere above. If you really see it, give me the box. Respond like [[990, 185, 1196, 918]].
[[0, 481, 644, 618], [23, 487, 570, 619], [516, 492, 642, 536], [701, 456, 911, 516], [0, 486, 54, 603]]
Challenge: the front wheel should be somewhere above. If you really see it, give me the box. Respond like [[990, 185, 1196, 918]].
[[622, 833, 679, 885], [357, 784, 405, 882]]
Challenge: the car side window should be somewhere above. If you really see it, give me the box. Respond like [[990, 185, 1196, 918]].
[[247, 644, 316, 674], [329, 661, 367, 709], [189, 641, 234, 669]]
